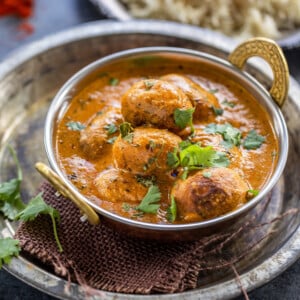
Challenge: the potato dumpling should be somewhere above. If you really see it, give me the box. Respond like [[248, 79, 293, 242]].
[[161, 74, 221, 122], [171, 168, 248, 222], [80, 107, 123, 159], [95, 169, 148, 203], [113, 127, 181, 178], [121, 79, 193, 132]]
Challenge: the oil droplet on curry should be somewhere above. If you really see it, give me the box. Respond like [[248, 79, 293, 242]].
[[55, 55, 278, 224]]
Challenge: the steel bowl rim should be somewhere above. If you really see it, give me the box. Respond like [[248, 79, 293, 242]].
[[44, 46, 289, 231]]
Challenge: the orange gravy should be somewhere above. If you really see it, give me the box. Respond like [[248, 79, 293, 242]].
[[55, 57, 278, 224]]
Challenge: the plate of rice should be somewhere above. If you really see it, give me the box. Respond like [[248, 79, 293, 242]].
[[90, 0, 300, 49]]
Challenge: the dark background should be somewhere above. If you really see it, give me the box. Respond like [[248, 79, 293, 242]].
[[0, 0, 300, 299]]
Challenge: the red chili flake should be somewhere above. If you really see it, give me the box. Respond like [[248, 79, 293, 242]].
[[0, 0, 34, 18]]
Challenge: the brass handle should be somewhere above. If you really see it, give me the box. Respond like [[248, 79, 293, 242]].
[[35, 162, 100, 225], [228, 37, 289, 107]]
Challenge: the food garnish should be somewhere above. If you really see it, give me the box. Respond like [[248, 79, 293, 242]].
[[0, 238, 20, 269], [166, 196, 177, 222], [66, 121, 86, 131], [174, 108, 195, 130], [109, 77, 119, 86], [243, 130, 265, 150], [136, 185, 161, 214], [104, 123, 118, 135]]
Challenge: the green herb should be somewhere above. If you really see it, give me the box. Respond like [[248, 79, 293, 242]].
[[109, 77, 119, 86], [96, 111, 103, 116], [243, 130, 265, 150], [180, 145, 229, 168], [0, 238, 20, 269], [167, 148, 180, 168], [174, 108, 195, 130], [122, 203, 131, 212], [203, 171, 211, 178], [179, 140, 194, 150], [205, 123, 241, 148], [120, 122, 134, 143], [148, 140, 156, 151], [131, 212, 144, 218], [104, 123, 118, 135], [66, 121, 86, 131], [209, 88, 219, 94], [107, 136, 118, 144], [166, 196, 177, 222], [135, 175, 156, 187], [136, 185, 161, 214], [212, 106, 224, 116], [16, 193, 63, 253], [247, 189, 260, 199], [0, 146, 25, 220], [144, 80, 155, 90], [271, 150, 277, 157], [222, 99, 236, 108]]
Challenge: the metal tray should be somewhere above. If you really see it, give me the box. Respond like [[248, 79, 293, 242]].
[[0, 20, 300, 300]]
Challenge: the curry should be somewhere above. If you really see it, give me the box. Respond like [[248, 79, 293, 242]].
[[54, 55, 278, 224]]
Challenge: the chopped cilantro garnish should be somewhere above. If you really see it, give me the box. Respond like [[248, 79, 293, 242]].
[[167, 148, 180, 168], [203, 171, 211, 178], [209, 88, 219, 94], [136, 185, 161, 214], [107, 136, 118, 144], [135, 175, 156, 187], [120, 122, 134, 143], [104, 123, 118, 135], [166, 196, 177, 223], [243, 130, 265, 150], [144, 80, 155, 90], [66, 121, 86, 131], [174, 108, 195, 130], [222, 99, 236, 108], [109, 77, 119, 86], [212, 106, 224, 116], [205, 123, 241, 148], [122, 203, 131, 212]]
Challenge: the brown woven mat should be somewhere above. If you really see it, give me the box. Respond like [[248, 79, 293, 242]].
[[15, 182, 281, 295]]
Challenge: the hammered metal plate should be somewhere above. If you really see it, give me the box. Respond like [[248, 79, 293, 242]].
[[0, 20, 299, 300]]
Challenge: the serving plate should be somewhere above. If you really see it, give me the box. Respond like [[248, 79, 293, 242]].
[[0, 20, 299, 300], [90, 0, 300, 50]]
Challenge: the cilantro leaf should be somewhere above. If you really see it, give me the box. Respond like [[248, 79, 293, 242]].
[[66, 121, 86, 131], [0, 238, 20, 269], [135, 175, 156, 187], [104, 123, 118, 135], [107, 136, 118, 144], [243, 130, 265, 150], [247, 189, 260, 197], [120, 122, 134, 142], [144, 80, 155, 90], [109, 77, 119, 86], [205, 123, 241, 148], [0, 146, 25, 220], [179, 145, 229, 168], [212, 106, 224, 116], [167, 148, 180, 168], [174, 108, 195, 130], [166, 196, 177, 222], [203, 171, 211, 178], [222, 99, 236, 108], [16, 193, 63, 252], [209, 88, 219, 94], [137, 185, 161, 214]]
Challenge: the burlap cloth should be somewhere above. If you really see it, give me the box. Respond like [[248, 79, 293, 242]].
[[14, 182, 284, 295]]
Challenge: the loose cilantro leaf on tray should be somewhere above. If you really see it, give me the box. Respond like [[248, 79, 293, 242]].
[[16, 193, 63, 253], [243, 130, 265, 150], [166, 196, 177, 223], [174, 108, 195, 130], [136, 185, 161, 214], [0, 146, 26, 220], [66, 121, 86, 131], [0, 238, 20, 269]]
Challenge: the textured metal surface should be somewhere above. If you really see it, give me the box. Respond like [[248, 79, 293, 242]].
[[0, 20, 299, 300]]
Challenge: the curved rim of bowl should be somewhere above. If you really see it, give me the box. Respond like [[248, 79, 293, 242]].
[[45, 46, 289, 231]]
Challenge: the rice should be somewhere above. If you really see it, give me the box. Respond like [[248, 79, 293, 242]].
[[120, 0, 300, 39]]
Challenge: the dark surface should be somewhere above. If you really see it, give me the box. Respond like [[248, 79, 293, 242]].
[[0, 0, 300, 299]]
